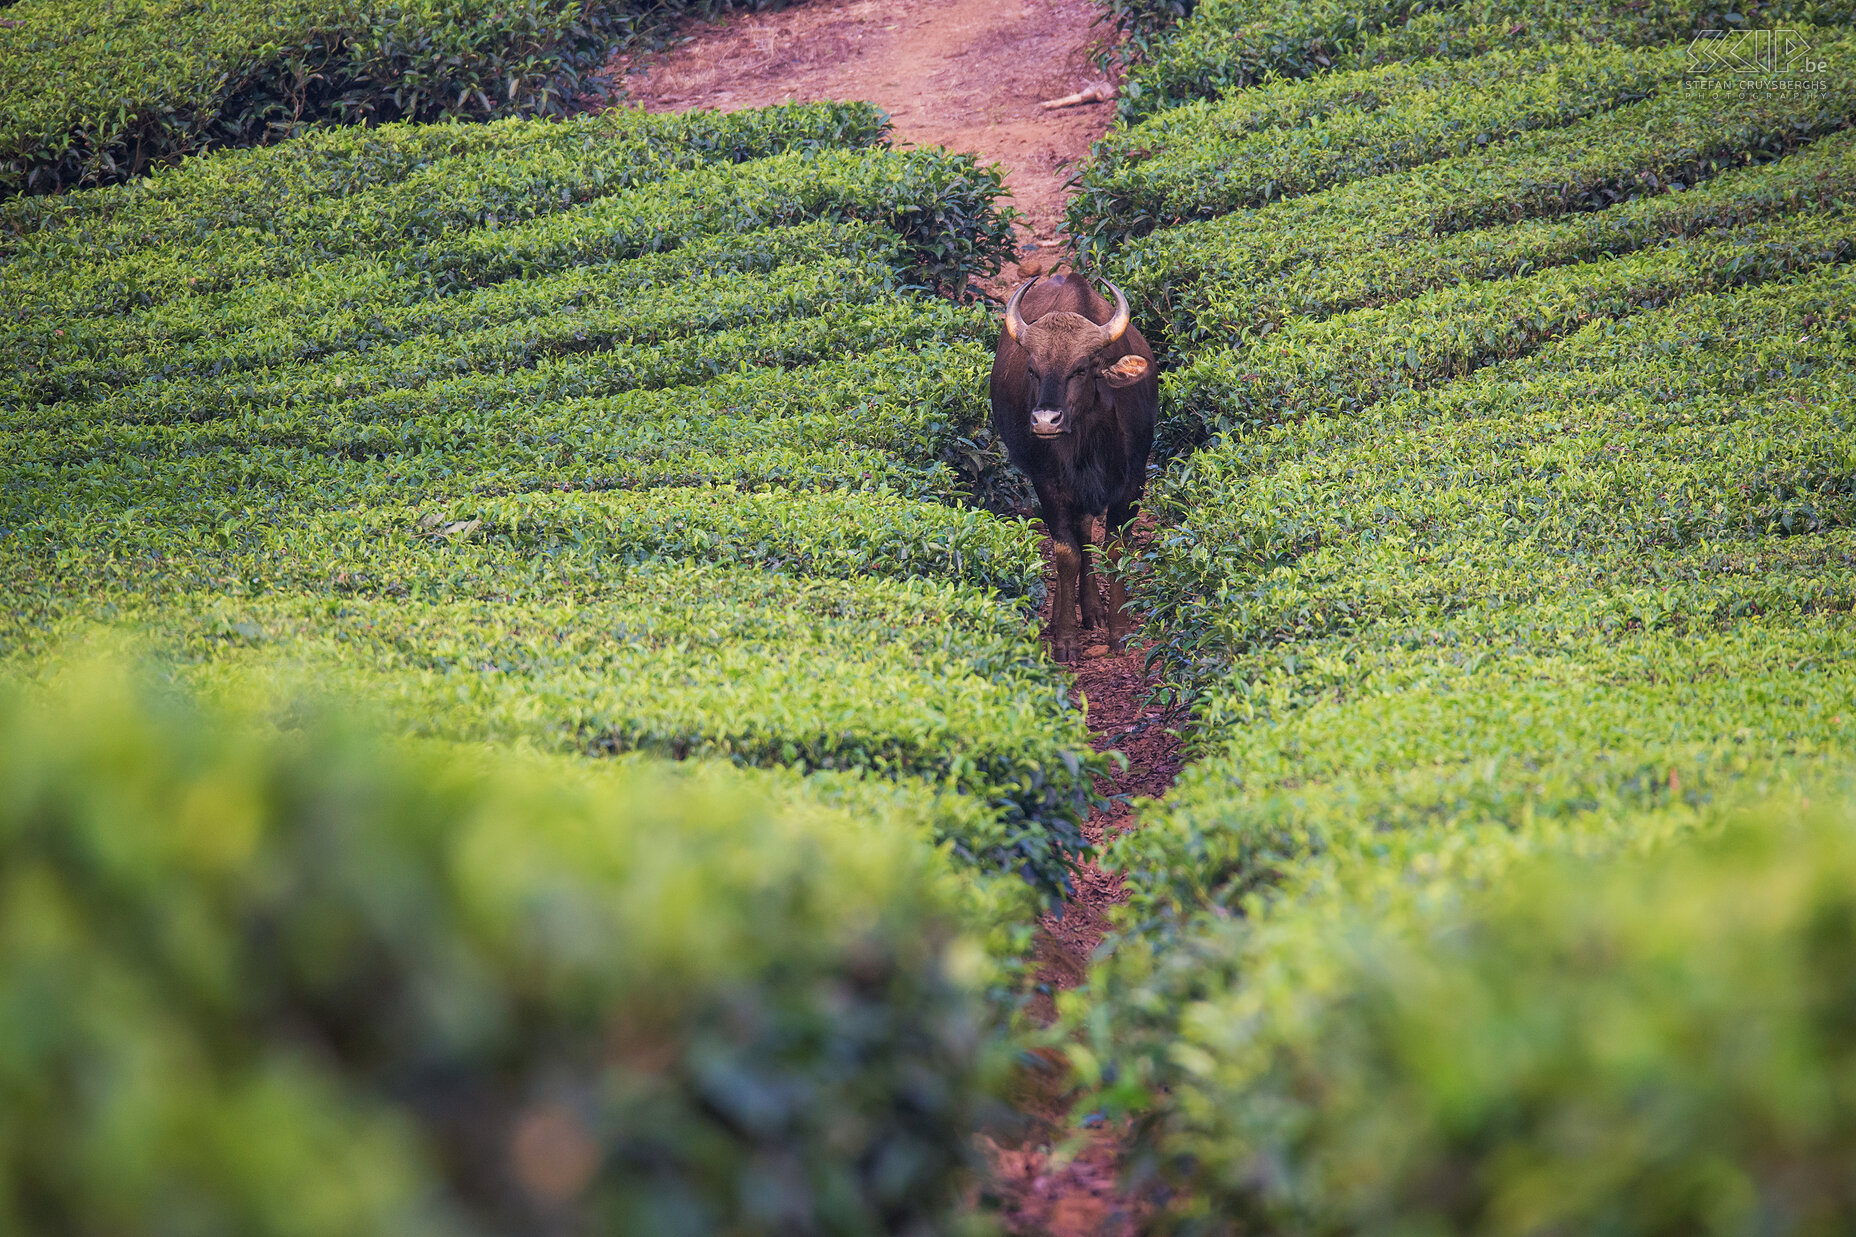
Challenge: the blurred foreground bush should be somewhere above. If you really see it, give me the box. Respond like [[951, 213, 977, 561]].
[[0, 649, 1002, 1235], [1102, 782, 1856, 1235]]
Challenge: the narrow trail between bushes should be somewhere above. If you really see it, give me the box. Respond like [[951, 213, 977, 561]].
[[587, 0, 1116, 274], [589, 4, 1177, 1231], [985, 525, 1182, 1234]]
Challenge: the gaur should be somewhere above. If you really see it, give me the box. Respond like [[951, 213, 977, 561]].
[[990, 273, 1157, 663]]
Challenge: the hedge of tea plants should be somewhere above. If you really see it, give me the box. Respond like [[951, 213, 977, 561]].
[[1079, 36, 1856, 310], [0, 92, 1110, 1232], [1120, 263, 1856, 910], [1071, 259, 1856, 1233], [0, 99, 1104, 902], [1059, 6, 1856, 1227], [1075, 41, 1689, 250], [0, 651, 1013, 1236], [1098, 779, 1856, 1234], [1114, 0, 1852, 120], [0, 0, 787, 195]]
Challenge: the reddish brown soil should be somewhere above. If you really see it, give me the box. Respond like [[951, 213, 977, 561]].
[[981, 527, 1181, 1236], [585, 7, 1176, 1230], [587, 0, 1121, 270]]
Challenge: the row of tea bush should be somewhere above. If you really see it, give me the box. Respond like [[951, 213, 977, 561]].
[[0, 651, 1016, 1236], [0, 0, 786, 195], [1087, 266, 1856, 1231], [1081, 42, 1856, 340], [1068, 4, 1856, 1229], [1, 100, 1083, 1232], [1113, 0, 1852, 121]]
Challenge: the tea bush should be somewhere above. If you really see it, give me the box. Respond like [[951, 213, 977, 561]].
[[1092, 50, 1856, 340], [1115, 0, 1850, 120], [0, 99, 887, 245], [1162, 124, 1856, 351], [1158, 208, 1853, 447], [1113, 261, 1856, 912], [1091, 782, 1856, 1235], [1068, 256, 1856, 1227], [0, 92, 1115, 1223], [0, 104, 1105, 910], [1093, 0, 1200, 75], [1073, 42, 1687, 252], [2, 112, 1015, 315], [0, 651, 1007, 1236], [161, 565, 1095, 895], [0, 0, 793, 195], [1065, 7, 1856, 1199], [6, 220, 903, 404]]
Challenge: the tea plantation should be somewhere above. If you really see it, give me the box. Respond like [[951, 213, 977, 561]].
[[1064, 4, 1856, 1232], [0, 101, 1099, 1232], [7, 0, 1856, 1227], [0, 0, 787, 194]]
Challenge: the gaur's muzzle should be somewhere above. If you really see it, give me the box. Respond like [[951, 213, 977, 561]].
[[1029, 407, 1066, 437]]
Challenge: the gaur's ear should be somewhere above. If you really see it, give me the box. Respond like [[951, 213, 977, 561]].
[[1099, 354, 1149, 388]]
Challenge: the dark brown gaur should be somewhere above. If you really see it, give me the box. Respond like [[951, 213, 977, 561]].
[[989, 273, 1158, 663]]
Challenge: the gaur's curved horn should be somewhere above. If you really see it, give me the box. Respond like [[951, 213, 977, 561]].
[[1003, 277, 1035, 342], [1100, 280, 1131, 345]]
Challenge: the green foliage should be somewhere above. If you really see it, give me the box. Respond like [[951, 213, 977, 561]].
[[1073, 42, 1688, 252], [0, 650, 1005, 1235], [0, 0, 799, 195], [1175, 124, 1853, 353], [0, 104, 1093, 906], [0, 100, 888, 258], [1129, 265, 1856, 885], [1118, 617, 1856, 929], [1158, 209, 1852, 448], [1065, 1, 1856, 1183], [1051, 7, 1856, 1224], [6, 220, 906, 405], [1089, 0, 1200, 75], [2, 112, 1016, 314], [1069, 255, 1856, 1227], [14, 247, 915, 408], [1096, 56, 1856, 350], [1116, 0, 1851, 120], [4, 295, 1001, 542], [456, 486, 1046, 595], [151, 562, 1097, 898], [1096, 786, 1856, 1235]]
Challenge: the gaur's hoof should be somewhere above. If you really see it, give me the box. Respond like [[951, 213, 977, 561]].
[[1051, 635, 1081, 664]]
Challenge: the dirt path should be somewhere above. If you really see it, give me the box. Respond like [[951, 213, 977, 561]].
[[984, 590, 1181, 1235], [589, 6, 1172, 1230], [590, 0, 1119, 261]]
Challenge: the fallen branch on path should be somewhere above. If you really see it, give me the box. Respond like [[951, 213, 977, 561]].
[[1039, 81, 1116, 110]]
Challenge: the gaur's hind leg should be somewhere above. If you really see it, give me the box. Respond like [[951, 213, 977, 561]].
[[1104, 500, 1140, 652]]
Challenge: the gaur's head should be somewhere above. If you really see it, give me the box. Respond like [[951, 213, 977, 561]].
[[1003, 278, 1150, 438]]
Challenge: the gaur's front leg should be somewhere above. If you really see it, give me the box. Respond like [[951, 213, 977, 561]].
[[1078, 513, 1107, 633], [1037, 484, 1087, 664], [1047, 534, 1084, 664]]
